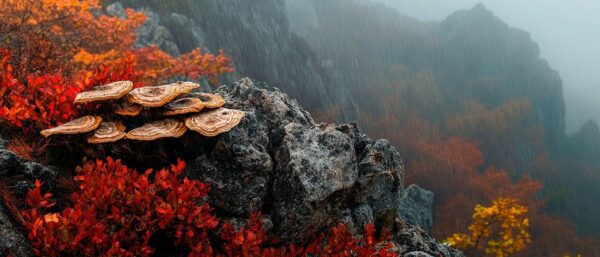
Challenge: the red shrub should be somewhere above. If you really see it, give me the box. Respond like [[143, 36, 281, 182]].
[[23, 158, 396, 257], [218, 216, 395, 257], [22, 158, 217, 257], [0, 49, 139, 131]]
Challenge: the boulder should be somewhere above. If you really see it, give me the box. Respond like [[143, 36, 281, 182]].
[[389, 220, 463, 256], [185, 78, 462, 255], [0, 203, 32, 257], [0, 138, 56, 257], [398, 185, 434, 233], [0, 140, 57, 198], [272, 122, 358, 241]]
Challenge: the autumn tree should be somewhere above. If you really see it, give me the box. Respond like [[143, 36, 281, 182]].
[[446, 198, 531, 257], [0, 0, 232, 132]]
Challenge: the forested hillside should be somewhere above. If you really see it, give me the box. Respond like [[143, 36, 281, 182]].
[[286, 1, 600, 255], [1, 0, 599, 256], [103, 0, 600, 255]]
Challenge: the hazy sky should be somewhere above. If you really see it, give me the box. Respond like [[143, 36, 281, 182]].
[[375, 0, 600, 134]]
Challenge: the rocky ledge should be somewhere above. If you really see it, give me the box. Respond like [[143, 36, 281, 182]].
[[0, 78, 462, 257]]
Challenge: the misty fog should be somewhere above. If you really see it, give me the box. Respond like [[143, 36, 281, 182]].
[[3, 0, 600, 255], [374, 0, 600, 133]]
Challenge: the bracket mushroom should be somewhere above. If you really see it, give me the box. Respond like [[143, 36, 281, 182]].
[[88, 122, 126, 144], [115, 99, 143, 116], [125, 119, 187, 141], [185, 107, 245, 137], [126, 82, 200, 107], [173, 81, 201, 94], [74, 81, 133, 104], [189, 92, 225, 109], [40, 116, 103, 137], [163, 97, 205, 116]]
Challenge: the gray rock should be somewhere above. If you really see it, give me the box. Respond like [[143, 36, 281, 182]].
[[0, 142, 56, 198], [0, 137, 56, 257], [105, 2, 126, 19], [404, 251, 435, 257], [398, 185, 434, 233], [188, 78, 314, 216], [353, 139, 404, 227], [185, 78, 461, 255], [105, 2, 181, 56], [273, 122, 357, 241], [162, 13, 208, 53], [135, 9, 181, 56], [190, 110, 272, 215], [0, 203, 32, 257], [390, 219, 464, 257], [352, 204, 375, 230]]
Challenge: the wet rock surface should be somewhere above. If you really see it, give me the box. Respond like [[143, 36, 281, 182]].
[[0, 203, 32, 257], [390, 220, 463, 257], [398, 185, 435, 233], [0, 78, 460, 256], [0, 138, 55, 257], [188, 78, 462, 255], [0, 139, 57, 198]]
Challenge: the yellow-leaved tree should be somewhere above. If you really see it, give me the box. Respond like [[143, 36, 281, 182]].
[[446, 198, 531, 257]]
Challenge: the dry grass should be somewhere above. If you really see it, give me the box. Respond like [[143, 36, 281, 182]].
[[5, 136, 49, 164], [0, 181, 26, 227]]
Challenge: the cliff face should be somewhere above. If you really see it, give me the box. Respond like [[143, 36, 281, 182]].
[[567, 120, 600, 163], [281, 0, 600, 240], [434, 4, 566, 151], [289, 1, 566, 152], [0, 78, 461, 256], [105, 0, 355, 118]]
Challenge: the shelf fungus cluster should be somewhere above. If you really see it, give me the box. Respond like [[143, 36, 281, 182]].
[[40, 81, 245, 143]]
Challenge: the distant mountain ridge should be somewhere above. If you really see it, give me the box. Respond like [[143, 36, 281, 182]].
[[105, 0, 600, 242]]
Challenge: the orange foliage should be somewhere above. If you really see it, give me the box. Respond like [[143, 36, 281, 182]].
[[133, 47, 233, 86], [357, 88, 600, 255], [446, 198, 531, 257], [0, 0, 233, 132], [0, 0, 145, 78], [0, 50, 82, 129]]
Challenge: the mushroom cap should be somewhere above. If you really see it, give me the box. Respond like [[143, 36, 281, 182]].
[[189, 92, 225, 109], [173, 81, 201, 94], [74, 81, 133, 104], [185, 107, 245, 137], [114, 99, 143, 116], [87, 122, 126, 144], [163, 97, 205, 116], [40, 116, 103, 137], [125, 119, 187, 141], [126, 81, 199, 107]]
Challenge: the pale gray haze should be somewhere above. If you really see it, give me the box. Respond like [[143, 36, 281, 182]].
[[375, 0, 600, 133]]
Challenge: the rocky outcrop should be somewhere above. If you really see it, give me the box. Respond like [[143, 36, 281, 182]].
[[567, 119, 600, 163], [187, 78, 461, 255], [0, 203, 31, 257], [389, 219, 461, 257], [0, 138, 56, 257], [0, 140, 57, 198], [398, 185, 434, 233], [105, 2, 182, 57], [0, 78, 459, 256]]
